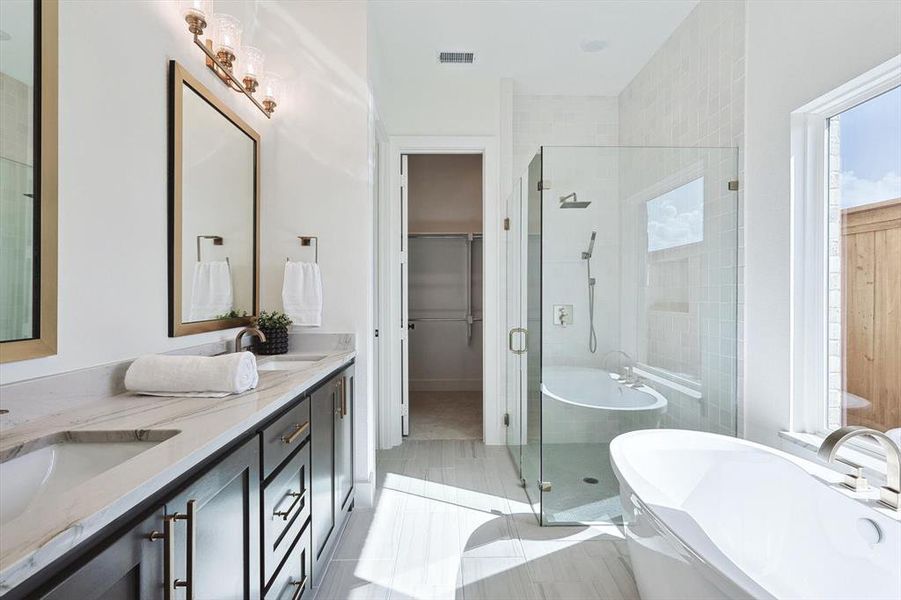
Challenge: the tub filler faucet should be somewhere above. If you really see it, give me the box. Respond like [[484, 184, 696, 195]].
[[602, 350, 638, 384], [818, 426, 901, 511]]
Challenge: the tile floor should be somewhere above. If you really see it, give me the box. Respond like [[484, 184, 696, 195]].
[[313, 440, 639, 600], [408, 391, 482, 440]]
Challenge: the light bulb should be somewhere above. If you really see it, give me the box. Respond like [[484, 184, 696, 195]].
[[213, 13, 242, 57], [241, 46, 265, 93], [261, 73, 283, 114], [181, 0, 212, 35]]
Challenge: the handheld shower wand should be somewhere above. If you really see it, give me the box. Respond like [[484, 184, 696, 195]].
[[584, 232, 598, 353]]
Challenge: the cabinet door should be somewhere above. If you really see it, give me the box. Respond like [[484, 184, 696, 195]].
[[310, 381, 335, 562], [39, 509, 166, 600], [335, 367, 354, 513], [167, 437, 260, 599]]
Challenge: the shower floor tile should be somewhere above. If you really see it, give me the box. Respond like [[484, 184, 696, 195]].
[[541, 443, 623, 524]]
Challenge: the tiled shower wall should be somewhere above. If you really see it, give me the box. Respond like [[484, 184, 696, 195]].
[[512, 95, 619, 368], [618, 0, 746, 435]]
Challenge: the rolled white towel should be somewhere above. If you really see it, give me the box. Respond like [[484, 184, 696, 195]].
[[125, 352, 259, 396]]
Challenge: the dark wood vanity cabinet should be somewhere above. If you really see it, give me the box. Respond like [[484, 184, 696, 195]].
[[166, 437, 261, 599], [35, 438, 260, 600], [310, 366, 355, 587], [310, 378, 336, 566], [39, 510, 166, 600], [25, 361, 353, 600]]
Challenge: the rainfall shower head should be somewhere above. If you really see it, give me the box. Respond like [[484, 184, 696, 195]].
[[582, 231, 596, 260], [559, 192, 591, 209]]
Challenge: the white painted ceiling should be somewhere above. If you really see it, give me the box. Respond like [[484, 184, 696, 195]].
[[369, 0, 698, 96]]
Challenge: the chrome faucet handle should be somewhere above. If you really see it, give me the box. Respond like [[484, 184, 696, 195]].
[[819, 426, 900, 511], [834, 456, 869, 492]]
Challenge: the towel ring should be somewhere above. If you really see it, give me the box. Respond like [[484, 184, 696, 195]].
[[197, 235, 229, 266], [287, 236, 318, 263]]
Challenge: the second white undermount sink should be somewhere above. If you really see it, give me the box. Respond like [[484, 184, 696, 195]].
[[257, 355, 328, 372], [0, 430, 177, 526]]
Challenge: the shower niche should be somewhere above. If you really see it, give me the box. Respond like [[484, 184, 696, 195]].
[[504, 146, 740, 525]]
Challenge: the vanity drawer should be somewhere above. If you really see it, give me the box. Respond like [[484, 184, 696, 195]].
[[263, 441, 311, 585], [262, 395, 310, 479], [265, 523, 312, 600]]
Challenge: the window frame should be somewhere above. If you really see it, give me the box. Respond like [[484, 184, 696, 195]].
[[789, 56, 901, 438]]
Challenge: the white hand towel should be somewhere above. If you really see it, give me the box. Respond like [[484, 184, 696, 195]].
[[189, 261, 233, 321], [125, 352, 259, 396], [283, 261, 322, 327]]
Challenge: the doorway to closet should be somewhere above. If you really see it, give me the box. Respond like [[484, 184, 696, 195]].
[[405, 154, 484, 440]]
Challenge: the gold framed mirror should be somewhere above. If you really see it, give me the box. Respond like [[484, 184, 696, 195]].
[[168, 61, 260, 337], [0, 0, 58, 363]]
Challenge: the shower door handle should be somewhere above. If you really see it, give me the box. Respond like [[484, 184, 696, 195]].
[[508, 328, 527, 354]]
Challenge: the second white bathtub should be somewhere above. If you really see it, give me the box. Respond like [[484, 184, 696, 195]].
[[541, 366, 667, 444]]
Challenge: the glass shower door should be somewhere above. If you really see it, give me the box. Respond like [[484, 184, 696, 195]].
[[522, 152, 543, 519], [504, 177, 524, 469], [538, 146, 739, 525]]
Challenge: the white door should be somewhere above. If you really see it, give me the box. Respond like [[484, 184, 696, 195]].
[[400, 154, 410, 436]]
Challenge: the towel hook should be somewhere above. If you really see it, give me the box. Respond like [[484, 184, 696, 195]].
[[196, 235, 228, 265], [287, 235, 318, 264]]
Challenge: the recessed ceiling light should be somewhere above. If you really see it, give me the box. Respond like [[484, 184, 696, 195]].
[[580, 39, 607, 53]]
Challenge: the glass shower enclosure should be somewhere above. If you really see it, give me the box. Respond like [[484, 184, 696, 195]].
[[505, 146, 740, 525]]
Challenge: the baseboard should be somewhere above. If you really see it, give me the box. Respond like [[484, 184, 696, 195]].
[[409, 378, 483, 392], [354, 472, 375, 508]]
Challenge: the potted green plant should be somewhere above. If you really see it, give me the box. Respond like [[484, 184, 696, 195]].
[[253, 311, 292, 355]]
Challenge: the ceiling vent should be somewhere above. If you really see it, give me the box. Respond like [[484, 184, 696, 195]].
[[438, 51, 475, 65]]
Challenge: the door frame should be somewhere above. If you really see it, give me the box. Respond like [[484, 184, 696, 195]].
[[378, 135, 502, 448]]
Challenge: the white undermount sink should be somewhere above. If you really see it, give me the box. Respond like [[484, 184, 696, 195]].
[[257, 355, 328, 371], [0, 431, 177, 526]]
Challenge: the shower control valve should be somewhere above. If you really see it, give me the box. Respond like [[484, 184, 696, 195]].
[[553, 305, 573, 327]]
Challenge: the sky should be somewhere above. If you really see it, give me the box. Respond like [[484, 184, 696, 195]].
[[647, 177, 704, 252], [836, 85, 901, 208]]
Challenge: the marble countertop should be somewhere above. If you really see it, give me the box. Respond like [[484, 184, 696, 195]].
[[0, 350, 355, 594]]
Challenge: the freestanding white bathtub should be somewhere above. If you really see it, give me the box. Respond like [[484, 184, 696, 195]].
[[541, 366, 667, 444], [611, 429, 901, 600]]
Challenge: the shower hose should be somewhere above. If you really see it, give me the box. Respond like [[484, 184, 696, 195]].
[[587, 258, 597, 353]]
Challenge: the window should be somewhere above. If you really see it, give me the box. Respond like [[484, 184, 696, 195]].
[[646, 177, 704, 252], [826, 86, 900, 438]]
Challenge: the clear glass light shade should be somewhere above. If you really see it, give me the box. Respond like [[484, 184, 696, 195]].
[[261, 73, 283, 103], [181, 0, 212, 20], [241, 46, 265, 81], [213, 13, 242, 56]]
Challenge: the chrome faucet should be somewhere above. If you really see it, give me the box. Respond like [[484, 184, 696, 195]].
[[602, 350, 637, 384], [234, 327, 266, 353], [818, 426, 900, 511]]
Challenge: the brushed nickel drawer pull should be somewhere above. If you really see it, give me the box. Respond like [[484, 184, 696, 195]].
[[281, 421, 310, 444], [289, 576, 308, 600], [149, 516, 176, 600], [273, 489, 306, 520], [172, 500, 196, 599]]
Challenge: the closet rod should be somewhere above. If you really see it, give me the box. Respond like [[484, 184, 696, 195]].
[[407, 233, 483, 239]]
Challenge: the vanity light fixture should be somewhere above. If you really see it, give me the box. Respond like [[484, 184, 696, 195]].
[[178, 1, 280, 118]]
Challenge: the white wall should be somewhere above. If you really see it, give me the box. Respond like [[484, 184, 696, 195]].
[[376, 77, 501, 137], [0, 0, 376, 505], [0, 0, 274, 385], [511, 95, 620, 369], [744, 0, 901, 446]]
